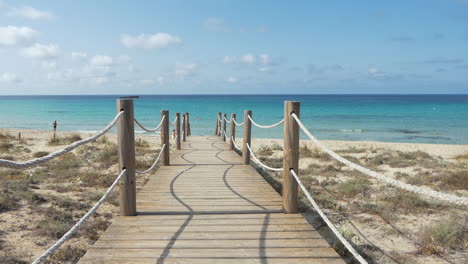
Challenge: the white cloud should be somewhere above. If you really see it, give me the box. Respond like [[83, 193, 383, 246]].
[[71, 52, 87, 61], [368, 67, 402, 80], [0, 26, 39, 46], [259, 54, 271, 65], [120, 33, 181, 49], [175, 63, 198, 76], [9, 6, 55, 20], [139, 79, 155, 85], [41, 61, 56, 70], [90, 55, 113, 66], [204, 18, 229, 32], [94, 77, 108, 84], [227, 77, 238, 83], [118, 55, 131, 64], [258, 67, 271, 72], [21, 43, 58, 59], [222, 56, 237, 64], [47, 69, 75, 81], [0, 72, 22, 83], [223, 53, 277, 66], [241, 54, 255, 64]]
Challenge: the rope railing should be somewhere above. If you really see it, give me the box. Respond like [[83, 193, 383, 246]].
[[248, 115, 284, 129], [233, 119, 244, 126], [231, 136, 242, 151], [32, 169, 127, 264], [290, 169, 368, 264], [0, 111, 124, 169], [135, 144, 166, 174], [169, 116, 178, 126], [134, 115, 165, 132], [246, 143, 283, 172], [224, 116, 231, 123], [291, 113, 468, 206]]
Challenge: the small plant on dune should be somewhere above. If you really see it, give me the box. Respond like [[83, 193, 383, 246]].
[[454, 153, 468, 161], [439, 170, 468, 190], [0, 132, 14, 141], [96, 144, 118, 167], [78, 171, 115, 188], [366, 150, 437, 168], [135, 138, 150, 148], [257, 145, 273, 156], [336, 146, 367, 154], [270, 141, 283, 151], [33, 151, 50, 158], [47, 134, 83, 146], [0, 142, 14, 151], [299, 144, 329, 160], [418, 215, 466, 255], [36, 207, 75, 239], [48, 245, 86, 263], [336, 178, 370, 198]]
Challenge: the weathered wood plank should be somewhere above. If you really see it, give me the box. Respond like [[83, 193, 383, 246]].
[[78, 136, 344, 264]]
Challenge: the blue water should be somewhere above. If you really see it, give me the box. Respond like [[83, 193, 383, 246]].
[[0, 95, 467, 144]]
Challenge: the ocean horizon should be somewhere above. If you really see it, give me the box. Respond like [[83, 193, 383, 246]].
[[1, 94, 467, 145]]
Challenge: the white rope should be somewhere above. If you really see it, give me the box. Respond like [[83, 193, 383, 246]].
[[0, 112, 124, 169], [134, 115, 165, 132], [231, 136, 242, 151], [32, 169, 127, 264], [170, 116, 178, 126], [246, 143, 283, 172], [290, 169, 368, 264], [248, 115, 284, 129], [233, 119, 244, 126], [136, 144, 166, 174], [224, 116, 231, 123], [291, 113, 468, 206]]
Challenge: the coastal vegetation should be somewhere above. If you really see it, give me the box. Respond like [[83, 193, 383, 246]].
[[0, 131, 159, 263], [253, 141, 468, 264]]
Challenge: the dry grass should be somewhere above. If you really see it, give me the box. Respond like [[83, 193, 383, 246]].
[[299, 144, 329, 160], [47, 134, 82, 146], [46, 245, 86, 263], [418, 215, 466, 255], [365, 150, 437, 168], [336, 178, 370, 198], [33, 151, 50, 158]]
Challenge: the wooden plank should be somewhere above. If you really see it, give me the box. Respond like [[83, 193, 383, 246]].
[[78, 136, 344, 264]]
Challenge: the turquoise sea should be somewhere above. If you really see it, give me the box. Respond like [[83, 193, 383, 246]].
[[0, 95, 467, 144]]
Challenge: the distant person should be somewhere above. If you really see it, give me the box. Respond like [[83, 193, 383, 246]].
[[172, 129, 176, 139], [53, 120, 57, 132]]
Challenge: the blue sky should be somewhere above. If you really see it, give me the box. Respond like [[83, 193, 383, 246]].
[[0, 0, 467, 95]]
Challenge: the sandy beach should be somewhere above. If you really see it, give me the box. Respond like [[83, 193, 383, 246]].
[[1, 128, 467, 263]]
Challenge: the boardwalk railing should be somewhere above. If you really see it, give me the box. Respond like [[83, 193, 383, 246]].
[[0, 97, 191, 263], [216, 100, 468, 264]]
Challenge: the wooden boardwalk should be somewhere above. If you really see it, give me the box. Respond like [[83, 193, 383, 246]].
[[79, 136, 344, 263]]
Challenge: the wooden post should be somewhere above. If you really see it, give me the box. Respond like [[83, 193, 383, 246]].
[[182, 114, 187, 142], [184, 113, 189, 140], [186, 112, 191, 136], [117, 99, 136, 216], [282, 101, 300, 214], [242, 110, 252, 165], [222, 113, 227, 141], [228, 114, 236, 150], [216, 112, 222, 136], [161, 110, 170, 166], [175, 113, 181, 150], [214, 113, 219, 135]]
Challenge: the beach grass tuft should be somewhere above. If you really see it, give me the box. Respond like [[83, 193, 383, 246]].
[[418, 215, 466, 255]]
